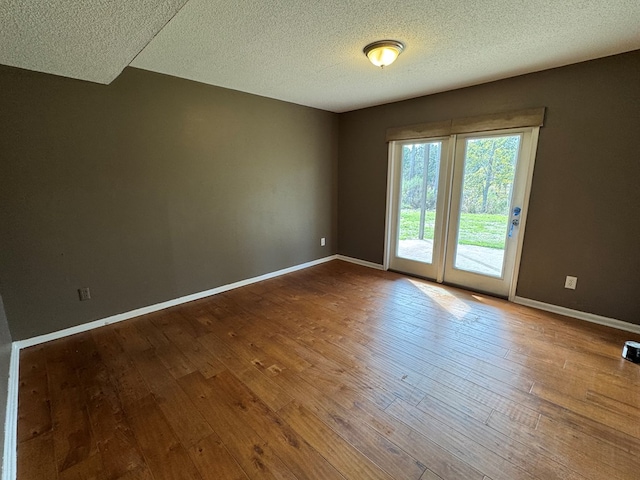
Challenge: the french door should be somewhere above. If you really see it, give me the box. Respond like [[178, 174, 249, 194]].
[[386, 127, 539, 298]]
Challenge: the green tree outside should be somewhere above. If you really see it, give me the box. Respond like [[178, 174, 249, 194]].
[[398, 135, 520, 250]]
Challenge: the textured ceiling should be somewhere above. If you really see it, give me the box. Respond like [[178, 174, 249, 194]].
[[131, 0, 640, 112], [2, 1, 640, 112], [0, 0, 188, 84]]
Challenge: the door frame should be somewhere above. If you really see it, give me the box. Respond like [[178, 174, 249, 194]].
[[506, 126, 539, 300], [383, 127, 540, 301], [384, 137, 453, 282]]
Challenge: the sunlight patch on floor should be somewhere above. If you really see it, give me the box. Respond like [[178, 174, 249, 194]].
[[407, 278, 472, 321]]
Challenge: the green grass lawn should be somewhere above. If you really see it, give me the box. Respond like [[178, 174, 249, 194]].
[[399, 210, 508, 249]]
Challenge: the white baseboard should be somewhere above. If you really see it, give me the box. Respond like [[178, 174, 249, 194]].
[[14, 257, 635, 480], [14, 254, 381, 351], [16, 255, 338, 350], [513, 296, 640, 335], [335, 255, 385, 271], [2, 344, 19, 480], [3, 254, 339, 480]]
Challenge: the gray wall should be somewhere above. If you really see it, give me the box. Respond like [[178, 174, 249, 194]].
[[338, 50, 640, 324], [0, 295, 12, 474], [0, 66, 338, 340]]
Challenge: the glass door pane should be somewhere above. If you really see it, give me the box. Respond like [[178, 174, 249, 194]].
[[397, 141, 442, 264], [388, 138, 449, 281], [388, 127, 537, 298], [453, 135, 521, 277]]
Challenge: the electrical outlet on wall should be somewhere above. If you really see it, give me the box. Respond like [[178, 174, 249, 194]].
[[564, 276, 577, 290], [78, 287, 91, 301], [320, 237, 326, 247]]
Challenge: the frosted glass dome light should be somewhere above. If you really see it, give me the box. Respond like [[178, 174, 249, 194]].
[[363, 40, 405, 68]]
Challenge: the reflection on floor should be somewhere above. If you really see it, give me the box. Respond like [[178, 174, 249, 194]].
[[17, 260, 640, 480]]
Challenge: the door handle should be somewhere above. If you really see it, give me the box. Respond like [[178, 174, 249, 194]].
[[509, 207, 521, 237]]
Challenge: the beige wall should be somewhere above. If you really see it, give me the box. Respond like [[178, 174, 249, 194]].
[[0, 66, 338, 340], [338, 50, 640, 324]]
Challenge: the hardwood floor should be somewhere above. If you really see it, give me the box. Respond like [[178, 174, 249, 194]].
[[17, 260, 640, 479]]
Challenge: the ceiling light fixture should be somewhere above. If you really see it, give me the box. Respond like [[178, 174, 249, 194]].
[[363, 40, 405, 68]]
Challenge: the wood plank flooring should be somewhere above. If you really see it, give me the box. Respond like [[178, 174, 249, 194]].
[[17, 260, 640, 479]]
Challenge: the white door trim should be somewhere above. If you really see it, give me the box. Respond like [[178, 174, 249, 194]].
[[383, 142, 395, 271], [508, 126, 540, 301], [384, 127, 540, 299], [386, 138, 452, 280]]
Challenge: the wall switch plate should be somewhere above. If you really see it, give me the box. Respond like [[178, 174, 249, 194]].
[[564, 276, 577, 290], [78, 287, 91, 301], [320, 237, 326, 246]]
